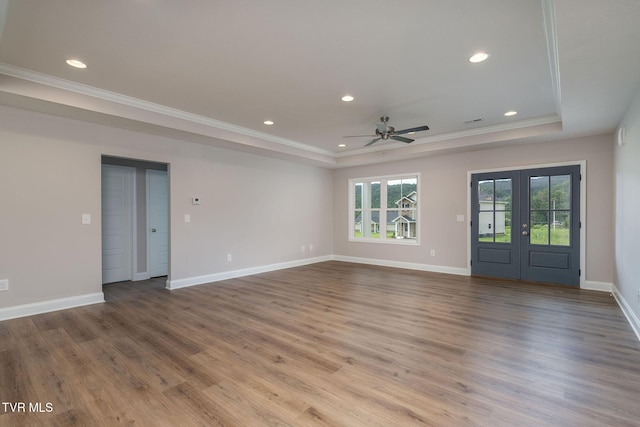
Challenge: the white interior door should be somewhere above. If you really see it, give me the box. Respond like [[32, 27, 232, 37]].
[[147, 169, 169, 277], [101, 165, 134, 284]]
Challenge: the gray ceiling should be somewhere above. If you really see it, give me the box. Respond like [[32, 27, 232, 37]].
[[1, 0, 639, 167]]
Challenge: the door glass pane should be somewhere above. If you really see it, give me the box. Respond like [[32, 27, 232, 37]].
[[551, 211, 570, 246], [495, 179, 512, 243], [551, 175, 571, 209], [479, 211, 494, 242], [530, 176, 549, 210], [477, 178, 511, 243], [530, 210, 549, 245], [478, 180, 494, 211], [529, 174, 571, 246], [496, 211, 512, 243], [495, 179, 512, 208]]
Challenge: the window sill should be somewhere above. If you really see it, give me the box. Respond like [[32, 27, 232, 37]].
[[348, 237, 420, 246]]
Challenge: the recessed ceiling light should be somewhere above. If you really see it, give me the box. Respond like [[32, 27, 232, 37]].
[[341, 95, 354, 102], [66, 59, 87, 69], [338, 144, 346, 148], [469, 52, 489, 63], [263, 120, 274, 125], [504, 111, 518, 117]]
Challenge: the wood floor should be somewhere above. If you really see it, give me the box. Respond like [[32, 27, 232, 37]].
[[2, 261, 640, 426]]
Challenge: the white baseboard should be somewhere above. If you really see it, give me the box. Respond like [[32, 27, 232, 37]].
[[612, 285, 640, 342], [583, 280, 613, 292], [332, 255, 470, 276], [166, 255, 333, 290], [0, 292, 105, 322]]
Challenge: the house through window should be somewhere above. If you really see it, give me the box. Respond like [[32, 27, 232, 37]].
[[350, 174, 419, 243]]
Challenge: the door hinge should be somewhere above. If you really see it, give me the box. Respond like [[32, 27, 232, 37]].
[[579, 221, 582, 229], [579, 269, 581, 277], [470, 260, 473, 266], [470, 220, 473, 227], [470, 181, 473, 188], [579, 174, 582, 181]]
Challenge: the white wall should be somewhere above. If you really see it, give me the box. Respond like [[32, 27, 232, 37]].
[[0, 109, 102, 308], [333, 134, 614, 285], [614, 88, 640, 333], [0, 105, 333, 312], [0, 102, 622, 319]]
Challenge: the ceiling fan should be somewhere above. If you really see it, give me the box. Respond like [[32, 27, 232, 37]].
[[344, 116, 430, 147]]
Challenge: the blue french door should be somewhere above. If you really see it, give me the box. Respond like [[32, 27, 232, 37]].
[[471, 165, 581, 286]]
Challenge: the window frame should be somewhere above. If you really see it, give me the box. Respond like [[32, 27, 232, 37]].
[[348, 173, 420, 245]]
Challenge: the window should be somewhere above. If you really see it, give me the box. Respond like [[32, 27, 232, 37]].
[[350, 174, 419, 244]]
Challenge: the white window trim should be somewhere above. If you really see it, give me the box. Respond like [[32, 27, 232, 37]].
[[348, 173, 421, 246]]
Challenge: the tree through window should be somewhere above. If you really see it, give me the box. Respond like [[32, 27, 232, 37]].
[[351, 174, 419, 243]]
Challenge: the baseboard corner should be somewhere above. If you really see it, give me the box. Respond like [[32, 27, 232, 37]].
[[583, 280, 613, 292]]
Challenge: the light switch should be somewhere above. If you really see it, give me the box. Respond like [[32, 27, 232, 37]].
[[456, 214, 465, 222], [185, 214, 191, 223], [82, 214, 91, 225]]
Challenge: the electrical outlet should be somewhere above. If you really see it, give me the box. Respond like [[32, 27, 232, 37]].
[[82, 214, 91, 225], [309, 244, 314, 252], [185, 214, 191, 223], [301, 245, 306, 253], [0, 279, 8, 291], [430, 249, 436, 257], [227, 254, 232, 262]]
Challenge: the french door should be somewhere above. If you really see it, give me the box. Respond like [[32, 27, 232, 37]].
[[471, 165, 581, 286]]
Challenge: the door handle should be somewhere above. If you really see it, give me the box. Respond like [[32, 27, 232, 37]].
[[522, 230, 529, 236], [151, 228, 157, 233]]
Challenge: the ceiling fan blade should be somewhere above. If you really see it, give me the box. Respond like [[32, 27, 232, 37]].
[[394, 125, 430, 135], [343, 134, 377, 138], [391, 135, 414, 143], [364, 138, 381, 147]]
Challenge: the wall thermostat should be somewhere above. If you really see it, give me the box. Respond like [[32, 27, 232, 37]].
[[192, 197, 200, 205]]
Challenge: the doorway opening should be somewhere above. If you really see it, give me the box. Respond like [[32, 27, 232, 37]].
[[470, 164, 583, 286], [101, 156, 169, 286]]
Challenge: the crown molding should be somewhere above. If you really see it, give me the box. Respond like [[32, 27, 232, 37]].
[[337, 114, 562, 158], [0, 62, 335, 158], [0, 62, 563, 168], [541, 0, 562, 115]]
